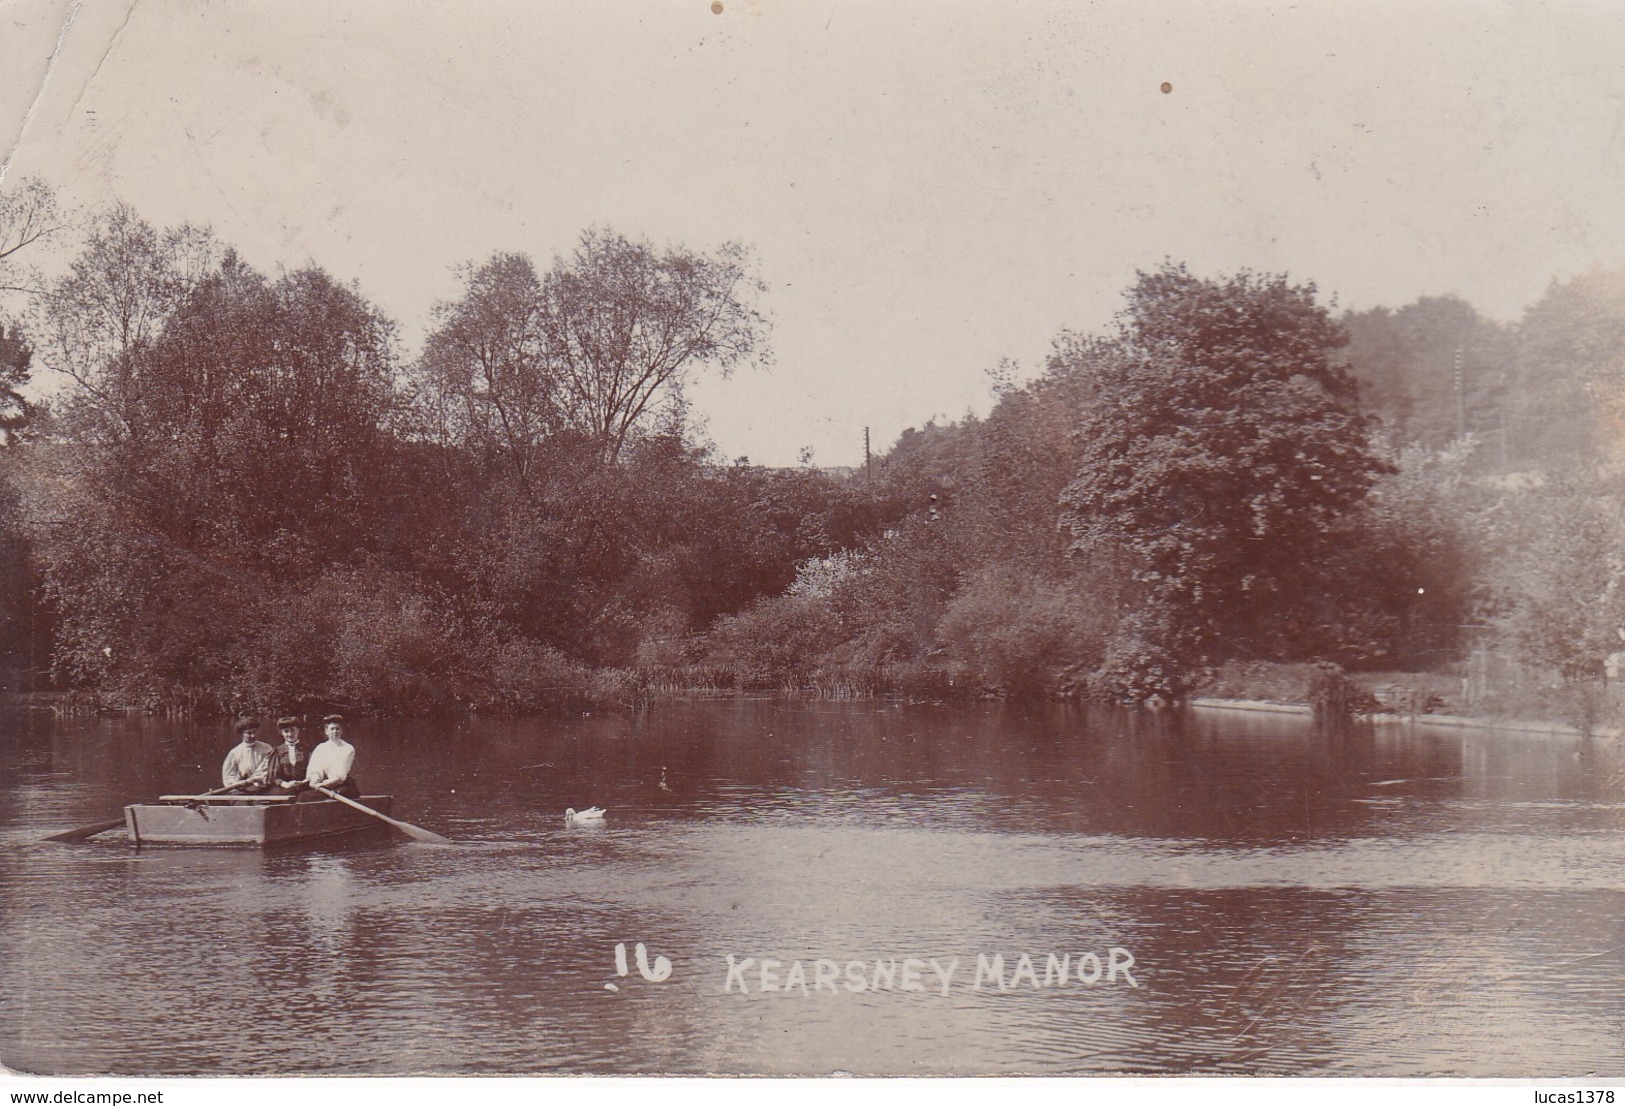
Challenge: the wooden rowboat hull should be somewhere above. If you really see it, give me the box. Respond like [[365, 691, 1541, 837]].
[[124, 796, 395, 846]]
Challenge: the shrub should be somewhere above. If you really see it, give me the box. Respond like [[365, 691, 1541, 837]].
[[936, 571, 1109, 696], [307, 569, 466, 711], [472, 635, 591, 712], [704, 593, 843, 688]]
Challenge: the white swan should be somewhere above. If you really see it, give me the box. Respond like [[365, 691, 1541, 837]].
[[565, 806, 606, 827]]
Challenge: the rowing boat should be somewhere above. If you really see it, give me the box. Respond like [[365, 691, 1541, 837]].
[[123, 793, 396, 846]]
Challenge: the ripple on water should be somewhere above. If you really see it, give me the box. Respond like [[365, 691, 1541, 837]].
[[5, 704, 1625, 1075]]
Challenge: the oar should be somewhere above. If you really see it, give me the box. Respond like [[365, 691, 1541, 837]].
[[42, 817, 126, 843], [213, 774, 268, 796], [314, 786, 449, 844], [43, 778, 268, 843]]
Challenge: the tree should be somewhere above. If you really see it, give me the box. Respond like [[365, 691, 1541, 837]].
[[23, 247, 404, 707], [416, 252, 555, 483], [1312, 436, 1479, 668], [0, 448, 52, 691], [1508, 265, 1625, 469], [541, 228, 770, 463], [33, 204, 216, 420], [0, 176, 61, 272], [1477, 469, 1625, 734], [0, 178, 64, 687], [0, 326, 31, 444], [414, 230, 772, 469], [1058, 263, 1389, 698], [120, 259, 401, 566], [0, 177, 64, 441], [1342, 296, 1512, 459]]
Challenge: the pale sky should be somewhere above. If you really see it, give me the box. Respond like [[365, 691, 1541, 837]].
[[4, 0, 1624, 466]]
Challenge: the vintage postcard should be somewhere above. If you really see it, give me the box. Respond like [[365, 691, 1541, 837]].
[[2, 0, 1623, 1096]]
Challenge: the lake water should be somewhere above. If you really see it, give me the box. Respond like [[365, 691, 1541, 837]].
[[2, 699, 1623, 1076]]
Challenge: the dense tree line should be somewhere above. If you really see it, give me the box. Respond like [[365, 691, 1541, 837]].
[[0, 200, 880, 711], [1, 185, 1623, 728], [707, 267, 1394, 700], [691, 265, 1625, 727]]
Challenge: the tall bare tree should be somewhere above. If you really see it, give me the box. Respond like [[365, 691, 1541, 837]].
[[417, 252, 555, 482], [0, 176, 61, 272], [34, 204, 216, 431], [541, 229, 770, 463], [418, 230, 771, 468]]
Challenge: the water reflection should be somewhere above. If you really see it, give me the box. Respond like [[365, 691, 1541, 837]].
[[1, 700, 1622, 1075]]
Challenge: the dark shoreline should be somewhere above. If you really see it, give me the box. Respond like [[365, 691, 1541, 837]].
[[6, 685, 1615, 741]]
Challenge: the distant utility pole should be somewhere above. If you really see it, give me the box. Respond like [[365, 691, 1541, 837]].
[[864, 427, 871, 483]]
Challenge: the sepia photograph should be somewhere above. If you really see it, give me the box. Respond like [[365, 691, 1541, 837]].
[[2, 0, 1624, 1089]]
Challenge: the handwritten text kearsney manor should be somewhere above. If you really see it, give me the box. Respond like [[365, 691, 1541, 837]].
[[722, 950, 1139, 995]]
